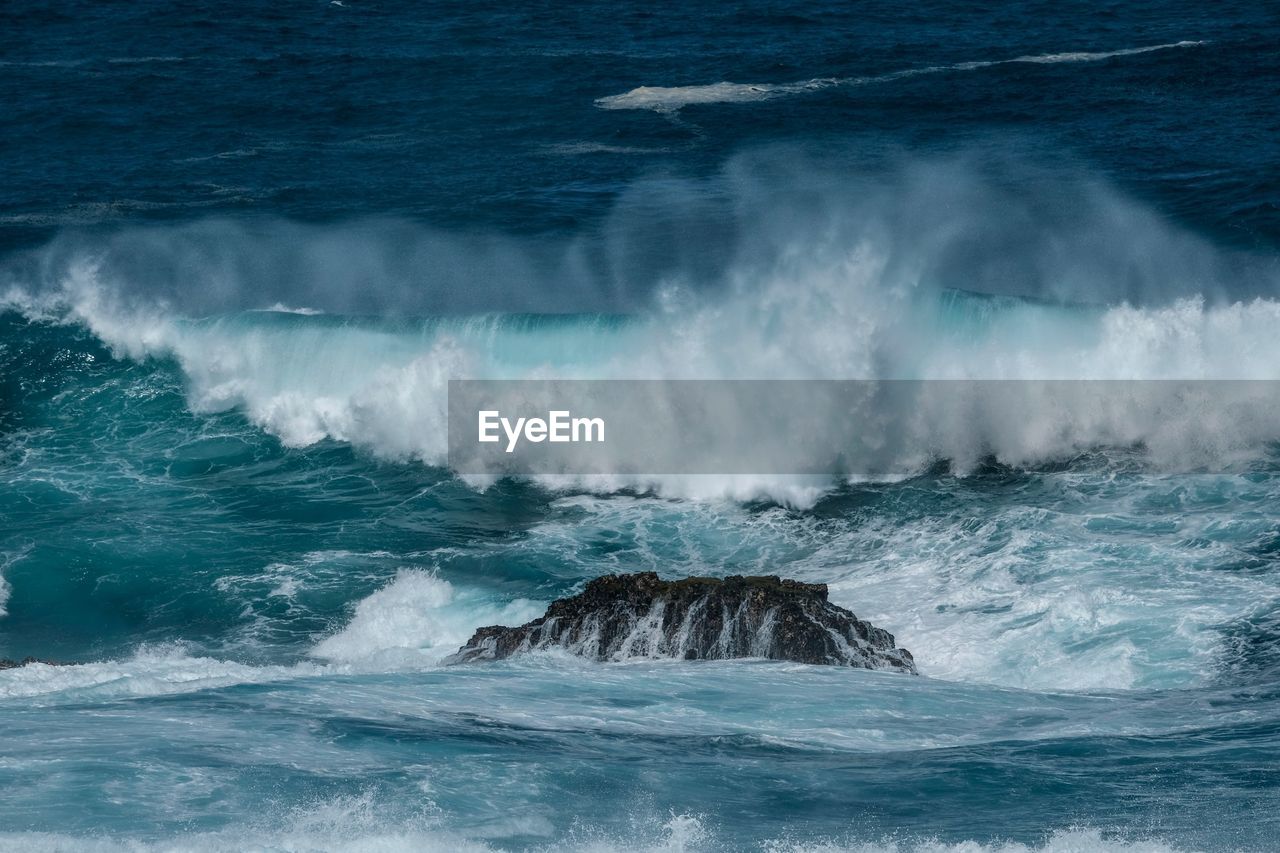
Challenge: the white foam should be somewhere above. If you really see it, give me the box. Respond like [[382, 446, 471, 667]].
[[544, 141, 675, 155], [0, 546, 29, 620], [5, 152, 1280, 506], [252, 303, 325, 315], [1009, 42, 1203, 64], [0, 823, 1192, 853], [20, 262, 1280, 511], [1, 571, 540, 700], [0, 831, 488, 853], [0, 572, 537, 700], [106, 56, 186, 64], [597, 80, 820, 112], [815, 507, 1262, 691], [0, 792, 493, 853], [774, 829, 1189, 852], [0, 793, 716, 853], [514, 485, 1280, 693], [310, 571, 543, 666], [597, 41, 1204, 112], [0, 577, 533, 702], [0, 647, 323, 703]]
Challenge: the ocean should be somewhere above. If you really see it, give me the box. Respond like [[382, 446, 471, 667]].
[[2, 1, 1280, 850]]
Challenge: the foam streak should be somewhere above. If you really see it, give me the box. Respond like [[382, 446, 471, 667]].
[[596, 41, 1204, 112]]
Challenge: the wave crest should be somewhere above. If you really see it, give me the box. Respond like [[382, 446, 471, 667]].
[[4, 153, 1278, 503]]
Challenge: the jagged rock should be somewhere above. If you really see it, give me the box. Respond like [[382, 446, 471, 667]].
[[0, 657, 62, 670], [447, 572, 916, 672]]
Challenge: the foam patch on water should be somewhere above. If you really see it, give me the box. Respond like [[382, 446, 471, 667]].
[[0, 792, 491, 853], [598, 80, 824, 111], [310, 571, 544, 666], [809, 485, 1280, 691], [0, 795, 713, 853], [0, 822, 1193, 853], [773, 829, 1189, 852], [597, 41, 1204, 112], [0, 647, 324, 703], [0, 546, 30, 620]]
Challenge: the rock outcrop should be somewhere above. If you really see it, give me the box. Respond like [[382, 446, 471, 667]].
[[447, 572, 916, 672], [0, 657, 61, 670]]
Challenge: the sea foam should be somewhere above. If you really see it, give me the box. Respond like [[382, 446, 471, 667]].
[[0, 822, 1193, 853], [597, 41, 1204, 112], [310, 570, 543, 666], [0, 648, 323, 703], [3, 154, 1278, 505]]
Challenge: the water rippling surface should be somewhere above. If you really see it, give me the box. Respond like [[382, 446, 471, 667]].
[[2, 1, 1280, 850]]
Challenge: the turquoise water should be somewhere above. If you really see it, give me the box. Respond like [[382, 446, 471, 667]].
[[4, 299, 1280, 850], [5, 0, 1280, 849]]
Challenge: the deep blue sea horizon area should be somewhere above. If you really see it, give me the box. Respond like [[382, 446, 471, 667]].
[[3, 2, 1280, 850]]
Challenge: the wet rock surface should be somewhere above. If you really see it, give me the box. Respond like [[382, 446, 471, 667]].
[[0, 657, 63, 670], [448, 572, 916, 672]]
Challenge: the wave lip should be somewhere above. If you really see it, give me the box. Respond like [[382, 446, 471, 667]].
[[596, 40, 1205, 112]]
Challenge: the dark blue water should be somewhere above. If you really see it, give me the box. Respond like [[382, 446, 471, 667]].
[[4, 1, 1278, 248], [3, 2, 1280, 851]]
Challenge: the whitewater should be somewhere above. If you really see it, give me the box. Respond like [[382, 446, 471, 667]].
[[6, 157, 1280, 501], [595, 40, 1206, 113], [2, 156, 1280, 850], [4, 3, 1280, 848]]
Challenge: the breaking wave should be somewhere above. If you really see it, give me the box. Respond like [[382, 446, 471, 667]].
[[310, 570, 543, 666], [3, 153, 1278, 504]]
